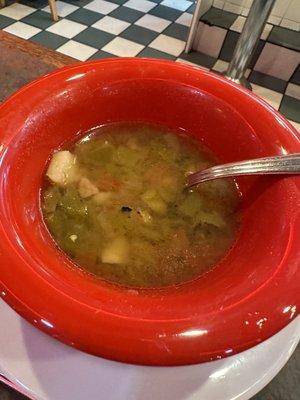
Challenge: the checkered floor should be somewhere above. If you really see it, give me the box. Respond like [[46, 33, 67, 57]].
[[0, 0, 195, 58], [0, 0, 299, 130]]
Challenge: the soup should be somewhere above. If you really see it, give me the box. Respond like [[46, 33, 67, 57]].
[[42, 123, 240, 288]]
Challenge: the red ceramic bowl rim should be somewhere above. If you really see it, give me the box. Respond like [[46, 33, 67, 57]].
[[0, 58, 299, 366]]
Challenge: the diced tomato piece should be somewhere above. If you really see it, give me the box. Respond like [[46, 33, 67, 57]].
[[97, 174, 121, 192]]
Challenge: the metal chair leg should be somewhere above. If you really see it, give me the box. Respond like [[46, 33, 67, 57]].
[[224, 0, 276, 89], [48, 0, 59, 22], [184, 0, 203, 54]]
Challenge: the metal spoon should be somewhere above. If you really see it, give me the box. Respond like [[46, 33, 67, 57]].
[[186, 153, 300, 188]]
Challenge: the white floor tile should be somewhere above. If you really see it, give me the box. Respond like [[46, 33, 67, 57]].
[[92, 16, 130, 35], [57, 40, 98, 61], [135, 14, 171, 33], [212, 60, 250, 78], [245, 68, 251, 79], [254, 43, 300, 81], [261, 23, 273, 40], [3, 21, 41, 39], [175, 12, 192, 27], [241, 7, 249, 16], [84, 0, 119, 15], [46, 19, 87, 39], [280, 19, 300, 32], [213, 0, 225, 9], [268, 15, 281, 25], [223, 2, 242, 14], [230, 16, 246, 33], [212, 59, 229, 73], [42, 1, 79, 18], [286, 83, 300, 101], [123, 0, 156, 13], [0, 3, 35, 20], [176, 58, 210, 71], [149, 34, 185, 57], [102, 37, 144, 57], [161, 0, 192, 12], [252, 84, 283, 110]]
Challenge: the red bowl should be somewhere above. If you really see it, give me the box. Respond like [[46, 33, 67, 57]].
[[0, 59, 299, 366]]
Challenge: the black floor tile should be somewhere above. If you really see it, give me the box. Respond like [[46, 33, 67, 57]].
[[30, 31, 68, 49], [163, 22, 189, 41], [67, 8, 103, 25], [279, 95, 300, 123], [137, 47, 176, 60], [201, 7, 238, 29], [89, 50, 117, 59], [219, 30, 239, 61], [249, 70, 287, 94], [109, 6, 143, 23], [21, 10, 55, 29], [179, 51, 216, 69], [149, 5, 182, 21], [0, 15, 15, 29], [268, 26, 300, 52], [73, 27, 115, 48], [186, 2, 196, 14], [109, 0, 128, 4], [220, 30, 265, 68], [290, 65, 300, 86], [21, 0, 48, 9], [248, 40, 265, 69], [120, 25, 158, 45], [64, 0, 94, 7]]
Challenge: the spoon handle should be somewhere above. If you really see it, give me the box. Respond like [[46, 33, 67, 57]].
[[187, 153, 300, 187]]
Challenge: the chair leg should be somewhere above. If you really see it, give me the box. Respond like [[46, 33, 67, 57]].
[[48, 0, 59, 22], [0, 0, 5, 9]]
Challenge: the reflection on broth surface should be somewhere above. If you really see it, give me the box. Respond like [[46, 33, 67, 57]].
[[42, 123, 240, 288]]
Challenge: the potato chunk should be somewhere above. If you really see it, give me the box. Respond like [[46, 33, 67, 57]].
[[78, 177, 99, 198], [101, 237, 129, 264], [46, 151, 78, 186]]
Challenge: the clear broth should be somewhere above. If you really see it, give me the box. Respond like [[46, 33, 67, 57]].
[[42, 123, 240, 288]]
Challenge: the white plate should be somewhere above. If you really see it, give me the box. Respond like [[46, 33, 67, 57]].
[[0, 299, 299, 400]]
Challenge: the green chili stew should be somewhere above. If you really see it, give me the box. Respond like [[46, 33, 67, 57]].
[[42, 123, 240, 288]]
